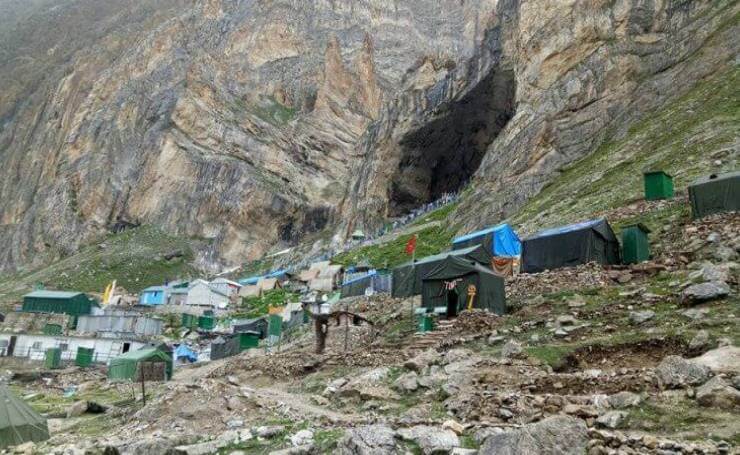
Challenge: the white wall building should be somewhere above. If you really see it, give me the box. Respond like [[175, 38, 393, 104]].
[[210, 278, 242, 298], [0, 333, 146, 364]]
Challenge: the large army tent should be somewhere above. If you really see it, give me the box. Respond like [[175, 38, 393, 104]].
[[521, 218, 620, 273], [0, 386, 49, 449], [421, 256, 506, 316], [688, 171, 740, 219], [392, 245, 493, 298], [452, 224, 522, 257], [107, 347, 173, 381]]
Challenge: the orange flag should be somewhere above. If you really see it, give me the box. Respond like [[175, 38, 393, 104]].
[[405, 235, 417, 255]]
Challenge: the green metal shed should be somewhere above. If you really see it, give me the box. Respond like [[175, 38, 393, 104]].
[[197, 315, 215, 331], [22, 291, 98, 317], [268, 314, 283, 337], [643, 171, 674, 201], [75, 347, 95, 367], [107, 348, 173, 381], [181, 313, 197, 329], [621, 224, 651, 264], [44, 348, 62, 370], [238, 332, 260, 351]]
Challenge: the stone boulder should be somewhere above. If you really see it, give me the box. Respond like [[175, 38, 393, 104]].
[[681, 282, 730, 304], [692, 346, 740, 375], [66, 401, 88, 418], [689, 330, 712, 352], [606, 391, 641, 409], [337, 424, 398, 454], [290, 430, 314, 447], [695, 376, 740, 410], [629, 310, 655, 325], [405, 349, 442, 372], [596, 411, 627, 429], [394, 371, 420, 392], [397, 425, 460, 454], [501, 340, 524, 359], [655, 355, 712, 388], [479, 416, 588, 454]]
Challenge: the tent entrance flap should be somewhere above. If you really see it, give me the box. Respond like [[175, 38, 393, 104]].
[[446, 289, 459, 317]]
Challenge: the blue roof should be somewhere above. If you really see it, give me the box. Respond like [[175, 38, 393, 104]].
[[528, 218, 606, 240], [453, 224, 511, 244], [452, 223, 522, 257], [238, 269, 287, 285], [141, 286, 167, 293], [341, 271, 377, 287]]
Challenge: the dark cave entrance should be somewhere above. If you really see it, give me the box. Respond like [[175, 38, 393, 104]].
[[389, 67, 516, 216]]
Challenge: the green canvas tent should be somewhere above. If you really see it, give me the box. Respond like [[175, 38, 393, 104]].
[[392, 245, 493, 298], [421, 256, 506, 316], [0, 386, 49, 449], [107, 347, 173, 381], [688, 171, 740, 219]]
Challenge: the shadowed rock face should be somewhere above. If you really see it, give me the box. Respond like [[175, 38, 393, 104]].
[[0, 0, 737, 271]]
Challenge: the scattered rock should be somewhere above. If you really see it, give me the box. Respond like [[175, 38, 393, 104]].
[[655, 355, 712, 388], [255, 426, 286, 438], [337, 424, 397, 454], [607, 392, 641, 409], [397, 425, 460, 454], [66, 401, 88, 418], [442, 420, 465, 435], [689, 330, 712, 352], [487, 335, 506, 345], [290, 430, 314, 447], [394, 372, 420, 392], [405, 350, 442, 372], [682, 282, 730, 304], [596, 411, 627, 429], [682, 308, 710, 320], [501, 340, 524, 359], [692, 346, 740, 375], [479, 416, 588, 454], [695, 376, 740, 410], [629, 310, 655, 325]]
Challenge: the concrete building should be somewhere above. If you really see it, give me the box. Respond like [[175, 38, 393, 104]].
[[0, 333, 146, 364]]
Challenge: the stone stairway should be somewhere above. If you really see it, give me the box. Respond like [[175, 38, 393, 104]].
[[406, 319, 457, 351]]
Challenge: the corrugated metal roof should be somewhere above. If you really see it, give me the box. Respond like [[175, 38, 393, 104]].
[[141, 286, 166, 293], [24, 290, 83, 299], [527, 218, 606, 240]]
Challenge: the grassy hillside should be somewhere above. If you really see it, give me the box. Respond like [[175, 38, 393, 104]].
[[510, 66, 739, 235], [0, 226, 201, 305]]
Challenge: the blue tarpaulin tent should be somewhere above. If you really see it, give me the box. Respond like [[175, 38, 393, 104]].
[[174, 344, 198, 363], [452, 224, 521, 257]]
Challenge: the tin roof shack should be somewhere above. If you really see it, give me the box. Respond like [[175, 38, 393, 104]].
[[139, 286, 167, 306], [233, 317, 269, 339], [186, 280, 230, 311], [76, 313, 164, 338], [210, 278, 242, 298], [22, 291, 98, 317], [309, 265, 344, 292]]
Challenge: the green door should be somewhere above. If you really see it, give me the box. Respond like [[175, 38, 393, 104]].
[[44, 348, 62, 369], [622, 224, 651, 264], [75, 347, 94, 367], [239, 333, 260, 351]]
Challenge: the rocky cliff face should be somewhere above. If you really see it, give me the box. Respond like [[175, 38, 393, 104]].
[[0, 0, 737, 272]]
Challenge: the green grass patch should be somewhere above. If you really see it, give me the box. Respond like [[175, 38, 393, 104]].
[[314, 429, 345, 452], [236, 289, 300, 319], [411, 202, 459, 226], [525, 345, 574, 369], [332, 225, 454, 269], [0, 225, 200, 306], [511, 66, 739, 234]]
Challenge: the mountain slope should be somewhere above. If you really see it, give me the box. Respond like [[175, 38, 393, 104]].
[[0, 0, 737, 275]]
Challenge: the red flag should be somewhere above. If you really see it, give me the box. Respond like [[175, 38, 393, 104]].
[[405, 235, 417, 255]]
